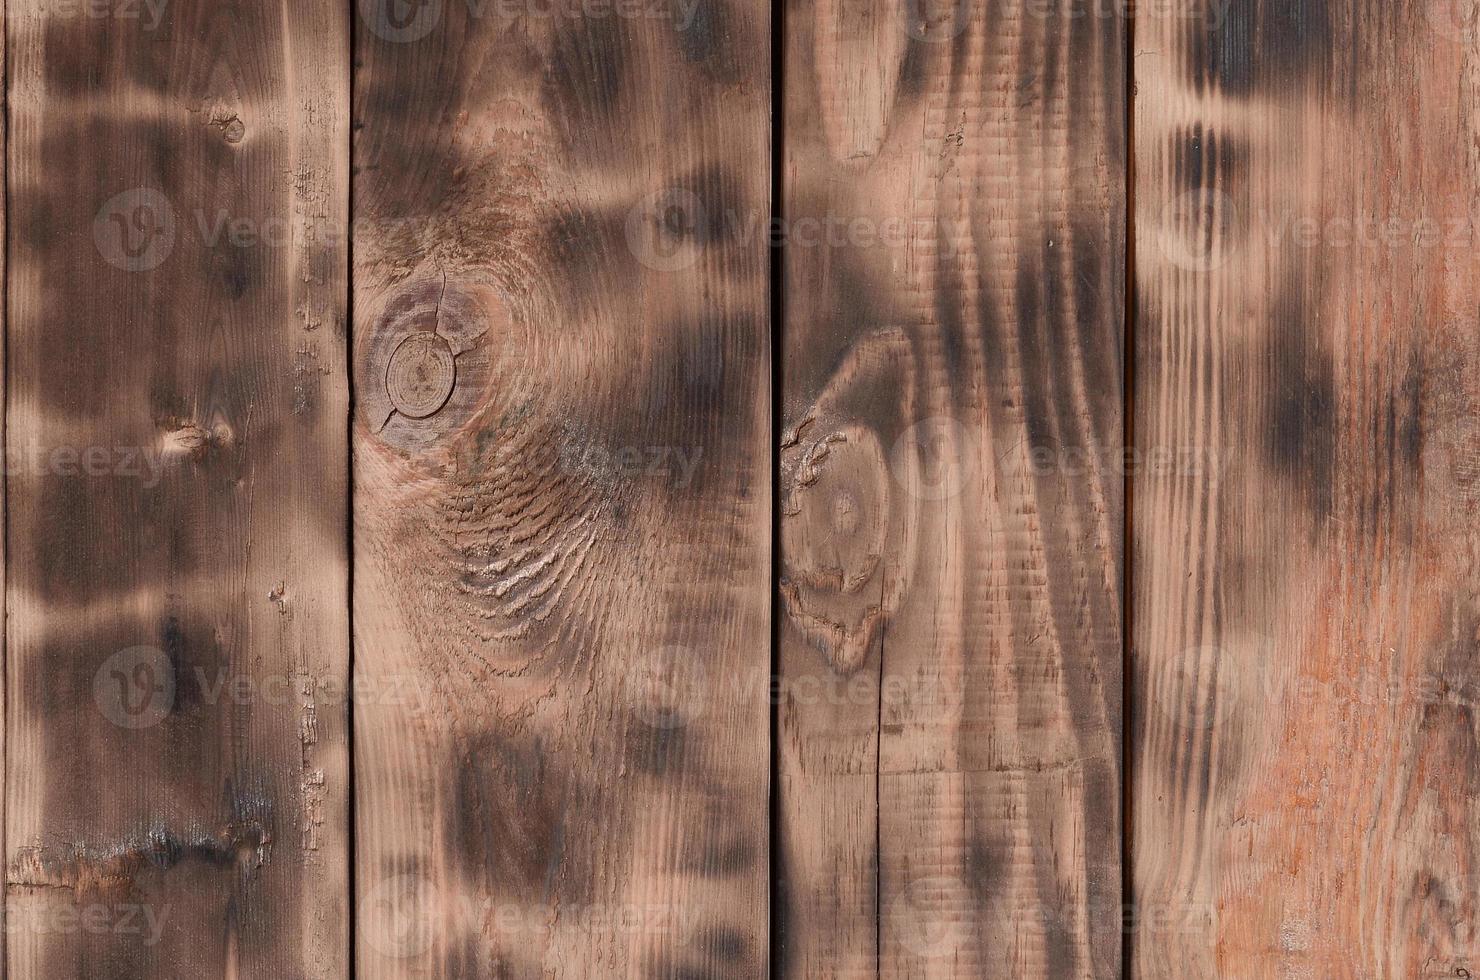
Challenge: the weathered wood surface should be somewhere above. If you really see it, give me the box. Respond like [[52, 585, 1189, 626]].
[[1133, 0, 1480, 976], [351, 0, 771, 974], [777, 0, 1125, 975], [6, 0, 350, 977]]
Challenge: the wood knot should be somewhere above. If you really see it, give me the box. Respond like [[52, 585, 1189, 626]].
[[781, 422, 903, 674], [386, 333, 456, 419], [358, 276, 518, 458]]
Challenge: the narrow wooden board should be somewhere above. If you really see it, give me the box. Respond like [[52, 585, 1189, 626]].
[[778, 0, 1125, 975], [1133, 0, 1480, 976], [5, 0, 350, 975], [350, 0, 771, 974]]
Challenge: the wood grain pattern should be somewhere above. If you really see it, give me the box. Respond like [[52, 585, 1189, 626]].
[[5, 0, 350, 976], [778, 0, 1125, 975], [351, 0, 771, 974], [1133, 0, 1480, 976]]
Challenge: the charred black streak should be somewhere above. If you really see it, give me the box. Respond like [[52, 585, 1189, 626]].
[[625, 719, 690, 776], [1175, 124, 1247, 197], [1183, 0, 1332, 97], [683, 162, 748, 249], [701, 926, 749, 963], [1013, 261, 1056, 453], [541, 205, 621, 302], [544, 14, 633, 127], [671, 0, 738, 81], [686, 837, 756, 878], [210, 239, 257, 301], [1264, 276, 1336, 523], [10, 822, 272, 897], [449, 733, 580, 900], [897, 40, 929, 100], [1398, 350, 1425, 471]]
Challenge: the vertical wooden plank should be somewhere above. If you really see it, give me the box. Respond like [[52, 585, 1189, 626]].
[[350, 0, 770, 974], [1134, 0, 1480, 976], [778, 0, 1124, 975], [6, 0, 350, 975]]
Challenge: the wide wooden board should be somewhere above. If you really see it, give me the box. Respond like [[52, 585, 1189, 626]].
[[351, 0, 771, 974], [778, 0, 1125, 975], [1133, 0, 1480, 976], [6, 0, 351, 976]]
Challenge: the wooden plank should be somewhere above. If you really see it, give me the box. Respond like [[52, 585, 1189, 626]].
[[350, 0, 771, 974], [1132, 1, 1480, 976], [777, 0, 1125, 975], [5, 0, 350, 975]]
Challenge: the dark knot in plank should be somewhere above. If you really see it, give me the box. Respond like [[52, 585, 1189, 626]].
[[387, 332, 457, 420]]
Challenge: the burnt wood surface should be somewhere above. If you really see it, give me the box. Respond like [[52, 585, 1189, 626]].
[[1, 0, 1475, 976], [7, 0, 351, 976], [1133, 1, 1480, 977], [778, 0, 1125, 976], [351, 0, 771, 975]]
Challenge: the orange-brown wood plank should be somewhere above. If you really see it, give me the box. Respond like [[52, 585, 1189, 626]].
[[1133, 1, 1480, 976], [351, 0, 771, 974], [778, 0, 1125, 975], [6, 0, 351, 975]]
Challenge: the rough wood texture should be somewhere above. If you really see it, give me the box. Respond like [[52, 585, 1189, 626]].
[[351, 0, 771, 974], [5, 0, 350, 975], [1133, 0, 1480, 976], [778, 0, 1125, 975]]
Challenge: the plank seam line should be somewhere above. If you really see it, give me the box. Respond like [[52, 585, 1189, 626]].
[[346, 0, 359, 974], [768, 0, 785, 972], [1121, 0, 1136, 976]]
